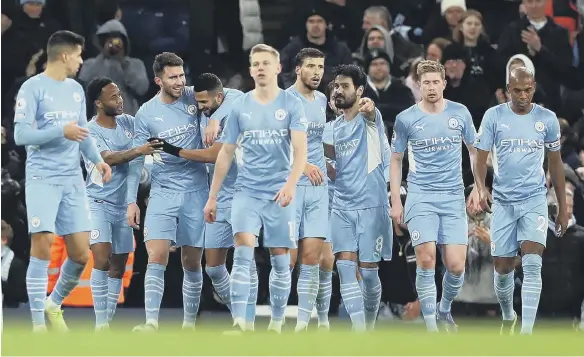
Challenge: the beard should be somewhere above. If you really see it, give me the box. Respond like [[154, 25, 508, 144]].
[[163, 85, 182, 100], [103, 106, 121, 117], [334, 93, 357, 109], [301, 73, 320, 91]]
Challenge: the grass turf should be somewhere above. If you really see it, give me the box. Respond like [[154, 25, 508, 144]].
[[2, 318, 583, 356]]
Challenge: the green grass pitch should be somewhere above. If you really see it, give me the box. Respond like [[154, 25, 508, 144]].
[[2, 317, 583, 356]]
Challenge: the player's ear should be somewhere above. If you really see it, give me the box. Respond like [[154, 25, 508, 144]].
[[154, 77, 162, 87], [295, 65, 301, 76], [356, 85, 364, 97], [216, 91, 224, 105], [276, 62, 282, 75]]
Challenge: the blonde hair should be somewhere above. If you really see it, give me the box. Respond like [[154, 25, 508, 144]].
[[249, 44, 280, 63], [417, 60, 445, 79], [452, 10, 488, 43]]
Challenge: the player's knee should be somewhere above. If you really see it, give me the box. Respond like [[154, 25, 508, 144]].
[[181, 250, 203, 271], [93, 255, 110, 271], [108, 254, 128, 279], [520, 241, 545, 256], [445, 263, 465, 276], [319, 254, 334, 271], [70, 251, 90, 266], [493, 257, 516, 274]]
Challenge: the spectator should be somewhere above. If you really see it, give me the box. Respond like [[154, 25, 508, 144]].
[[408, 0, 466, 45], [451, 10, 501, 94], [493, 54, 549, 108], [357, 6, 422, 78], [1, 220, 27, 308], [280, 7, 352, 91], [497, 0, 573, 112], [78, 20, 148, 116], [404, 57, 423, 102], [363, 50, 415, 130], [559, 118, 581, 170], [1, 0, 60, 113], [441, 43, 491, 127], [425, 37, 452, 62], [555, 0, 584, 90]]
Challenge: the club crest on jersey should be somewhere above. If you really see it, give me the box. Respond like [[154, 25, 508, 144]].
[[448, 117, 458, 129], [411, 230, 420, 241], [31, 217, 41, 228], [125, 130, 133, 139], [144, 227, 149, 237], [535, 121, 545, 132], [73, 92, 82, 103], [275, 109, 287, 121], [491, 241, 496, 254], [90, 229, 100, 240], [16, 98, 26, 109], [187, 105, 196, 115]]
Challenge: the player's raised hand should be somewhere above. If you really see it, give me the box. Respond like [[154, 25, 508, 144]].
[[126, 202, 140, 228], [390, 200, 404, 225], [63, 121, 89, 142], [204, 196, 218, 223], [204, 120, 221, 146], [304, 163, 325, 186], [274, 182, 296, 207], [358, 97, 375, 114], [96, 162, 112, 183], [555, 210, 569, 237]]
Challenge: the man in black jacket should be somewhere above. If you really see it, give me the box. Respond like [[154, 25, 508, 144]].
[[497, 0, 573, 112], [279, 6, 353, 91], [1, 220, 27, 308]]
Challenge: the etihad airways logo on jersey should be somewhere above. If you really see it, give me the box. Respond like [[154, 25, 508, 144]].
[[44, 111, 80, 122], [157, 123, 198, 142], [307, 122, 325, 137], [243, 129, 288, 145], [500, 138, 544, 153], [410, 136, 461, 152], [335, 139, 360, 157]]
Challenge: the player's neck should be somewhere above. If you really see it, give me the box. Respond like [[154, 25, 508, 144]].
[[509, 102, 534, 115], [95, 113, 117, 128], [342, 104, 360, 121], [419, 98, 446, 114], [294, 81, 315, 101], [253, 84, 280, 104], [158, 91, 179, 105], [43, 63, 68, 81]]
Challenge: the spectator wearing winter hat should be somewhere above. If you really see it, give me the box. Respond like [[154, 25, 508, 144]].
[[280, 6, 352, 91], [363, 50, 414, 132], [441, 43, 490, 128], [406, 0, 466, 45], [497, 0, 573, 112]]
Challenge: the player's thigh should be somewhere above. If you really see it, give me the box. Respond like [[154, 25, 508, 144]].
[[262, 199, 296, 249], [356, 206, 392, 263], [144, 190, 181, 243], [56, 184, 93, 236], [294, 186, 306, 241], [88, 202, 113, 248], [176, 190, 207, 248], [517, 197, 548, 249], [437, 197, 469, 246], [111, 210, 134, 255], [330, 209, 358, 255], [25, 183, 62, 234], [204, 207, 234, 249], [299, 185, 329, 240], [231, 193, 263, 238], [404, 193, 440, 247], [490, 202, 519, 257]]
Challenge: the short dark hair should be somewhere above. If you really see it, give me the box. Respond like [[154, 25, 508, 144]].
[[294, 47, 325, 67], [325, 80, 335, 99], [332, 64, 366, 88], [86, 77, 114, 105], [1, 220, 13, 246], [153, 52, 184, 77], [47, 30, 85, 60], [193, 73, 223, 93]]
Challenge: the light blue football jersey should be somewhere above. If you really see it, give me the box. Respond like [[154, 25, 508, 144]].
[[331, 108, 388, 210], [199, 88, 243, 208], [126, 87, 208, 204], [85, 114, 134, 206], [392, 100, 476, 193], [474, 103, 561, 203], [13, 74, 103, 185], [286, 86, 328, 186], [221, 90, 308, 200]]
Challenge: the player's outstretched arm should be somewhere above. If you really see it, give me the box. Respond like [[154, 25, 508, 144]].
[[178, 142, 222, 163], [125, 113, 149, 205], [209, 143, 237, 197], [101, 142, 163, 166]]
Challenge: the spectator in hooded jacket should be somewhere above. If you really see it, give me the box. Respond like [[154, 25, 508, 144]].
[[451, 10, 501, 94], [497, 0, 573, 112], [363, 50, 414, 131], [78, 20, 148, 116], [279, 6, 352, 91]]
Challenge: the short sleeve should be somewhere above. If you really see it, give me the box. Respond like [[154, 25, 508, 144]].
[[288, 97, 308, 132], [132, 111, 149, 149], [89, 129, 111, 154], [461, 107, 477, 145], [544, 114, 561, 151], [220, 108, 241, 145], [474, 109, 495, 151], [390, 113, 409, 153]]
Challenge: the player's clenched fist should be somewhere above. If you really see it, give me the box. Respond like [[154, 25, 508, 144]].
[[274, 182, 295, 207], [63, 121, 89, 142], [303, 163, 325, 186], [204, 196, 217, 223]]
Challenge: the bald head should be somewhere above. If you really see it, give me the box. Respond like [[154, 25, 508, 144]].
[[507, 66, 535, 112]]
